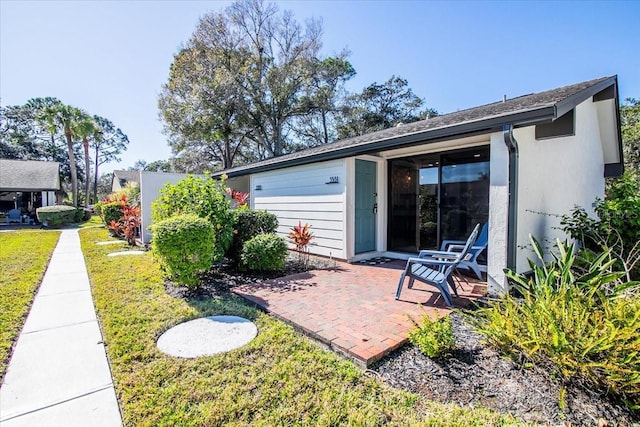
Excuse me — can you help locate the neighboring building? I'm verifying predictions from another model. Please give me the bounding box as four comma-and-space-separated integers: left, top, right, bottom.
213, 76, 623, 295
0, 159, 61, 212
111, 170, 141, 192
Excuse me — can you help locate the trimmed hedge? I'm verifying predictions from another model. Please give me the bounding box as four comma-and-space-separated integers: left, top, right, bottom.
241, 233, 288, 272
227, 210, 278, 265
151, 214, 216, 289
36, 205, 78, 226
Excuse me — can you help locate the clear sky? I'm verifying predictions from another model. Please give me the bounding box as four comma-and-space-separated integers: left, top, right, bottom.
2, 0, 639, 173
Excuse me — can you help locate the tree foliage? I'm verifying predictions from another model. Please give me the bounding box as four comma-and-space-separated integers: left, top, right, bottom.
620, 98, 640, 178
337, 75, 437, 139
159, 0, 357, 169
0, 99, 128, 205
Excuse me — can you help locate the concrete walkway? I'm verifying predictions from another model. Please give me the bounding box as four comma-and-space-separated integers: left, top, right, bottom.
0, 229, 122, 426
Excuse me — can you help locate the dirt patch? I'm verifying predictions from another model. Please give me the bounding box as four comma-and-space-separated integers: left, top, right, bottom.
371, 312, 637, 426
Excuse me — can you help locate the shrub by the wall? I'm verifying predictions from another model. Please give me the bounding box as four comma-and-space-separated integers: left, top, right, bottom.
36, 205, 78, 227
241, 233, 287, 272
151, 214, 215, 289
227, 210, 278, 265
152, 174, 234, 261
100, 202, 125, 226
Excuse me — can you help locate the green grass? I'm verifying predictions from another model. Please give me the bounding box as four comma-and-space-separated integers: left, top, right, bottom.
78, 214, 105, 228
80, 227, 522, 426
0, 229, 60, 380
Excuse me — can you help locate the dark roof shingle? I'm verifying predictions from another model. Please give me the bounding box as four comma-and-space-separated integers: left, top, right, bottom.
0, 159, 61, 191
218, 76, 617, 177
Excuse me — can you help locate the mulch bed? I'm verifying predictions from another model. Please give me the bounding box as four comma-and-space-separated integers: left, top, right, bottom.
371, 312, 637, 426
165, 257, 638, 426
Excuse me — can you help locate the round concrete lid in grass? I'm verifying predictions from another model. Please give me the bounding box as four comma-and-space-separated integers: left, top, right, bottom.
157, 316, 258, 358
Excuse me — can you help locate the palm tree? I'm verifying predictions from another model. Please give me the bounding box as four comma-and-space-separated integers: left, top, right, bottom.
75, 113, 98, 205
39, 102, 82, 207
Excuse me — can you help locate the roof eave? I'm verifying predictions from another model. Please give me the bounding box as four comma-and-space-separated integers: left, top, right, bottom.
554, 75, 618, 119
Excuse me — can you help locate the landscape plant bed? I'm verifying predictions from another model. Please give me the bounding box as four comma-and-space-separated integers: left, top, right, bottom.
165, 252, 639, 425
372, 312, 638, 426
0, 229, 60, 382
80, 228, 516, 425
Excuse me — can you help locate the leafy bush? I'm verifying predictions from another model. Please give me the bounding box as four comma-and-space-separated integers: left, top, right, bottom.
226, 210, 278, 266
100, 201, 125, 227
241, 233, 287, 272
470, 237, 640, 410
562, 172, 640, 281
108, 205, 141, 245
36, 205, 78, 226
408, 313, 455, 358
152, 174, 234, 260
151, 214, 216, 289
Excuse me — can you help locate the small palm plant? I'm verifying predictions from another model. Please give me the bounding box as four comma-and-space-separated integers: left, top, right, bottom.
289, 221, 314, 266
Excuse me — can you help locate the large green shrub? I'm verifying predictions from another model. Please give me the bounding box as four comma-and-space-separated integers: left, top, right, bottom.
241, 233, 288, 272
226, 210, 278, 265
36, 205, 78, 226
470, 237, 640, 410
408, 313, 455, 358
152, 174, 234, 260
151, 214, 216, 289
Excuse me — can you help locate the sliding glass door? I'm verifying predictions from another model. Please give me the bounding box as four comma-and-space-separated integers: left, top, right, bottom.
388, 147, 489, 252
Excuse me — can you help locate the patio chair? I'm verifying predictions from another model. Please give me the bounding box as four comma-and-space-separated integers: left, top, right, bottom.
395, 224, 480, 307
440, 222, 488, 280
6, 209, 21, 224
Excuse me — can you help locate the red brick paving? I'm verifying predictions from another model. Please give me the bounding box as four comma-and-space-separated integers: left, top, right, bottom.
233, 260, 486, 367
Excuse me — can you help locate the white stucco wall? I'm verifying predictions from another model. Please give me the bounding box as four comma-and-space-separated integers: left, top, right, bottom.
515, 98, 605, 272
139, 172, 191, 243
488, 132, 510, 295
251, 159, 347, 259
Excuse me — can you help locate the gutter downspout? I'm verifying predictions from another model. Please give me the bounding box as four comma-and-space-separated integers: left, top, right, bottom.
503, 124, 519, 272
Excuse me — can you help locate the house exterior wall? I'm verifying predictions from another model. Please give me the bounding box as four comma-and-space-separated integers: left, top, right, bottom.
139, 172, 190, 244
514, 98, 605, 272
250, 159, 347, 259
488, 132, 510, 295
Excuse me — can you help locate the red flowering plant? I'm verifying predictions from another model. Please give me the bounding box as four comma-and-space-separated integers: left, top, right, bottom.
289, 221, 314, 265
107, 205, 141, 246
226, 188, 249, 208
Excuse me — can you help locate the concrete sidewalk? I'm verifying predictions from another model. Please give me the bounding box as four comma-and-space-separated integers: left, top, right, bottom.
0, 229, 122, 426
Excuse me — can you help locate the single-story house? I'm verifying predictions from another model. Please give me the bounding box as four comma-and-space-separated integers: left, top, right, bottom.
0, 159, 61, 213
111, 170, 141, 192
213, 76, 623, 295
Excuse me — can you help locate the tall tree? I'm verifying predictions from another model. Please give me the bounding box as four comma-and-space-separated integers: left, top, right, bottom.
75, 113, 99, 205
159, 0, 340, 168
337, 76, 437, 139
91, 115, 129, 202
37, 101, 83, 207
159, 46, 249, 169
294, 54, 356, 146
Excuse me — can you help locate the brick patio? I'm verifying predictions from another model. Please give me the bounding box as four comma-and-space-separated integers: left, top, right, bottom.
233, 259, 486, 367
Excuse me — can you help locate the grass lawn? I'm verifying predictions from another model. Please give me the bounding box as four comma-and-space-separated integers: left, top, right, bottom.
78, 214, 105, 228
79, 227, 521, 426
0, 229, 60, 380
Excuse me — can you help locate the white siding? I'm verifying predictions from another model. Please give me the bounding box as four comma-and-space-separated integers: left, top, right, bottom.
515, 98, 605, 272
251, 159, 346, 259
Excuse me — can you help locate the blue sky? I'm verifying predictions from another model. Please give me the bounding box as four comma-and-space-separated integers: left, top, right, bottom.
1, 0, 639, 173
